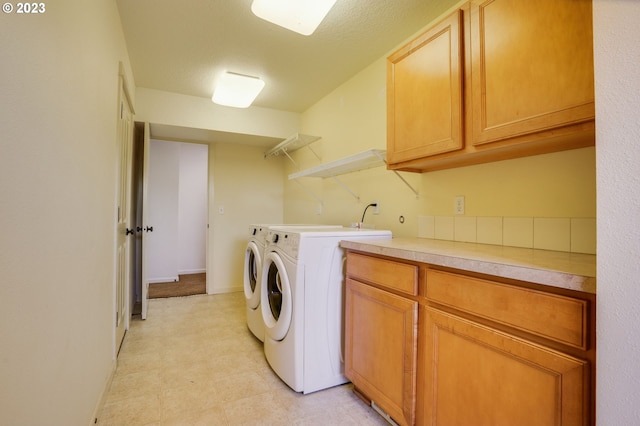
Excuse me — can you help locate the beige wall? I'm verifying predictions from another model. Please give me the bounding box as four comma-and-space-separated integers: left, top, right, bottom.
209, 143, 285, 294
0, 1, 135, 424
420, 147, 596, 218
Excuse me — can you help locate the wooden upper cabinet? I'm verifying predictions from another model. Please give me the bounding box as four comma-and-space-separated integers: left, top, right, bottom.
386, 0, 595, 172
469, 0, 595, 145
387, 10, 463, 165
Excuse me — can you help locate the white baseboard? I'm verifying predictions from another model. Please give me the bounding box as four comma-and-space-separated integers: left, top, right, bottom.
90, 359, 116, 425
210, 284, 242, 295
178, 268, 206, 275
148, 271, 204, 283
148, 276, 179, 284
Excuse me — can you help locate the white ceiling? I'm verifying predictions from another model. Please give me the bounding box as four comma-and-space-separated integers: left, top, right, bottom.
116, 0, 457, 144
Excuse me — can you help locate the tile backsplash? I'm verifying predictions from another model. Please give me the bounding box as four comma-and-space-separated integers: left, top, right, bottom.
418, 216, 596, 254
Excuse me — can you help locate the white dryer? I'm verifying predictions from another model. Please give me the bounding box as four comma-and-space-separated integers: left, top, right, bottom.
244, 225, 270, 342
260, 226, 392, 393
244, 224, 341, 342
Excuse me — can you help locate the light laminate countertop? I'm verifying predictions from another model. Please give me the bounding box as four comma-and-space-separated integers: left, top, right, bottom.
340, 238, 596, 294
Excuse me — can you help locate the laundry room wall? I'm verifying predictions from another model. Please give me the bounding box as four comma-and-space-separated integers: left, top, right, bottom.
148, 140, 179, 281
209, 143, 284, 294
178, 143, 208, 274
0, 1, 136, 424
147, 140, 208, 282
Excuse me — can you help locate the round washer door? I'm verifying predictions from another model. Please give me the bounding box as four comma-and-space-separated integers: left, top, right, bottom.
244, 241, 262, 308
261, 251, 292, 341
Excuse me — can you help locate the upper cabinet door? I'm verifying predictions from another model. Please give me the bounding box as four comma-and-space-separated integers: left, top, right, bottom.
387, 10, 464, 165
469, 0, 595, 146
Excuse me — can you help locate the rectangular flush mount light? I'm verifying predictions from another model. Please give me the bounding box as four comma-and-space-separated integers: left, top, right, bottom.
251, 0, 337, 36
212, 72, 265, 108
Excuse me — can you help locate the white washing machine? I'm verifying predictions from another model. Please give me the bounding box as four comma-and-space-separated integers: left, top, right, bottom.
244, 224, 341, 342
244, 225, 270, 342
260, 226, 392, 394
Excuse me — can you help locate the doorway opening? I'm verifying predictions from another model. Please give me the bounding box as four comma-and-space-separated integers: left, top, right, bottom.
131, 124, 209, 316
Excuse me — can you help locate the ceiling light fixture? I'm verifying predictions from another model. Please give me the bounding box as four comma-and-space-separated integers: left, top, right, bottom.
251, 0, 337, 36
212, 72, 265, 108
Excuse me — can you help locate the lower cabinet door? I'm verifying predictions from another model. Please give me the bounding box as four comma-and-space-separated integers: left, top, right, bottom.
345, 278, 418, 426
419, 307, 590, 426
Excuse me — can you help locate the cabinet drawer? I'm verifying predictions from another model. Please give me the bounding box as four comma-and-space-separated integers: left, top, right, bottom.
426, 269, 588, 350
347, 252, 418, 296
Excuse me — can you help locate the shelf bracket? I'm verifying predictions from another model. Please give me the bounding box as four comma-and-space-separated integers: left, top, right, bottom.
279, 143, 322, 170
292, 179, 323, 204
391, 169, 419, 199
281, 149, 299, 169
370, 150, 419, 199
306, 144, 322, 161
331, 176, 360, 201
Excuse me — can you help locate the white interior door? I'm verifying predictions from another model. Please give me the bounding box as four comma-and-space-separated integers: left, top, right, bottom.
141, 122, 151, 319
115, 77, 134, 351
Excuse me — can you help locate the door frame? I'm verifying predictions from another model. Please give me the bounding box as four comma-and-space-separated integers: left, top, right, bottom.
138, 133, 214, 310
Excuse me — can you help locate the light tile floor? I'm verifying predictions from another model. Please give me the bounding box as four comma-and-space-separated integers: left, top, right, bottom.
98, 292, 389, 426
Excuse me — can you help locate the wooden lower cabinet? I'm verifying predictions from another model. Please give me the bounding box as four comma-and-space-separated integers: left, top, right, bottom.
417, 307, 590, 426
344, 278, 418, 426
344, 251, 594, 425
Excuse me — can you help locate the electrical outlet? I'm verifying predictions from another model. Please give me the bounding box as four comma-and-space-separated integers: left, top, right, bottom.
454, 196, 465, 215
373, 200, 380, 214
316, 203, 323, 215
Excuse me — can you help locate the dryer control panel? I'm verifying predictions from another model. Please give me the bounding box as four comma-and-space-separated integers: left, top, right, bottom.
267, 230, 300, 258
